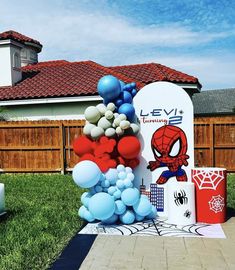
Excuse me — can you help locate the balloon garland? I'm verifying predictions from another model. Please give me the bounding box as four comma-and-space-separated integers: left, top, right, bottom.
72, 75, 157, 224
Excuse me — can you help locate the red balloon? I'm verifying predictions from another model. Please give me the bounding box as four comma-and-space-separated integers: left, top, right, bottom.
73, 136, 93, 156
80, 153, 95, 161
107, 159, 117, 168
126, 158, 140, 169
117, 136, 141, 159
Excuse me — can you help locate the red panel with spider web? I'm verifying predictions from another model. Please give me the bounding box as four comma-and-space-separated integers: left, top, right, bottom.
192, 168, 226, 224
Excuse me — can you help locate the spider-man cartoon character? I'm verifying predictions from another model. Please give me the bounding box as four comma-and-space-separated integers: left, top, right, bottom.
147, 125, 189, 184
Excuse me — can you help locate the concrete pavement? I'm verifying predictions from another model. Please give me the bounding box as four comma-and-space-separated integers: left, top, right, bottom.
80, 217, 235, 270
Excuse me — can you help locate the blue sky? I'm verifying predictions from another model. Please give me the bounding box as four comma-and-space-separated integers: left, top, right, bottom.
1, 0, 235, 90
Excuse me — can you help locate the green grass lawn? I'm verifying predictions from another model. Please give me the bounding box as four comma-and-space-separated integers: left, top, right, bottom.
0, 174, 84, 270
0, 173, 235, 270
227, 173, 235, 212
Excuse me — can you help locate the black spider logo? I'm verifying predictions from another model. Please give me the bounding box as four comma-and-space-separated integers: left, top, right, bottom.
174, 190, 188, 206
184, 209, 191, 218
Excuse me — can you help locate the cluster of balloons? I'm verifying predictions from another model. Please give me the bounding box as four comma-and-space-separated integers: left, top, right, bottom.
72, 75, 156, 225
97, 75, 136, 121
83, 102, 139, 140
73, 161, 157, 224
73, 135, 141, 172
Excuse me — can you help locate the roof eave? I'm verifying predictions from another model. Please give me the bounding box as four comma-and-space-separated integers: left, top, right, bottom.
0, 95, 103, 106
176, 82, 201, 93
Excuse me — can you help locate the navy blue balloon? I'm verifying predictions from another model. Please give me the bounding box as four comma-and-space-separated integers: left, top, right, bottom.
131, 82, 136, 89
97, 75, 121, 102
122, 91, 133, 104
131, 89, 137, 97
118, 103, 135, 121
125, 84, 132, 92
115, 99, 123, 107
119, 80, 125, 91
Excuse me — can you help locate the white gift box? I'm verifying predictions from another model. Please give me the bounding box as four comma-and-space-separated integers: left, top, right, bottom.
167, 182, 196, 225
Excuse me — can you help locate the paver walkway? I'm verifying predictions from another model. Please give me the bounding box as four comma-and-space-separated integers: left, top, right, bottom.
80, 217, 235, 270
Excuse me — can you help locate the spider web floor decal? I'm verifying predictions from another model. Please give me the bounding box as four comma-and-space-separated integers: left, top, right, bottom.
78, 217, 226, 238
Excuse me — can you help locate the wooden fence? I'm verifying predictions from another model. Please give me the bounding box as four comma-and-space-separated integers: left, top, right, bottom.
0, 117, 234, 173
0, 120, 85, 174
194, 116, 235, 172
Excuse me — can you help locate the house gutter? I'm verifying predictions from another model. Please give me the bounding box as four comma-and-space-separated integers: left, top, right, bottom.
0, 95, 103, 106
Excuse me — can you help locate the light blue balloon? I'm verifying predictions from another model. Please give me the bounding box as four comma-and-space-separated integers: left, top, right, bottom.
102, 214, 118, 224
103, 187, 109, 193
88, 192, 115, 220
81, 192, 92, 208
97, 75, 121, 102
133, 197, 152, 217
72, 160, 101, 188
146, 205, 157, 220
121, 188, 140, 206
95, 185, 103, 193
113, 189, 122, 200
83, 209, 95, 222
89, 187, 96, 195
118, 171, 126, 180
99, 173, 106, 182
124, 178, 133, 188
108, 186, 117, 195
118, 103, 135, 121
120, 210, 135, 224
115, 200, 126, 215
127, 173, 134, 181
78, 205, 87, 219
101, 180, 110, 188
135, 213, 145, 222
105, 168, 118, 185
116, 180, 125, 189
125, 167, 132, 173
117, 164, 125, 172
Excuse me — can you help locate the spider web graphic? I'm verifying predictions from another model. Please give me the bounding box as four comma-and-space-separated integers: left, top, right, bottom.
192, 170, 225, 190
209, 195, 225, 213
79, 218, 212, 238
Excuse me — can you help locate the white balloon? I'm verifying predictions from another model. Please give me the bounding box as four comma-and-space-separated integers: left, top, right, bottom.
105, 128, 116, 137
120, 120, 130, 130
107, 102, 116, 112
98, 117, 112, 130
84, 106, 101, 123
119, 114, 127, 121
105, 110, 114, 120
83, 123, 96, 135
114, 118, 121, 126
91, 126, 104, 139
130, 123, 140, 134
116, 126, 124, 136
96, 104, 107, 115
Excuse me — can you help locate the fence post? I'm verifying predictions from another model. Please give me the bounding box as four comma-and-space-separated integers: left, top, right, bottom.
209, 123, 215, 167
59, 123, 65, 175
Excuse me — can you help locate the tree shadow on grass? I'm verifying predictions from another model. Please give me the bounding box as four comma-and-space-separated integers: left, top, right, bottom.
0, 209, 24, 223
226, 206, 235, 221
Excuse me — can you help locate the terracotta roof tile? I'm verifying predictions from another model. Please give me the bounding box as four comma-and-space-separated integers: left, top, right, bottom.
0, 60, 200, 101
109, 63, 201, 86
0, 30, 42, 47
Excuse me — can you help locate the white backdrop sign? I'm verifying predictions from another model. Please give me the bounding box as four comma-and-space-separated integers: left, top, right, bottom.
133, 82, 194, 216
